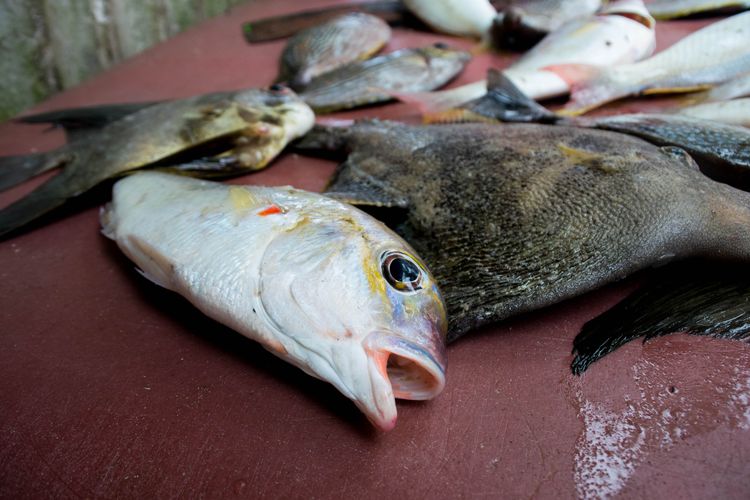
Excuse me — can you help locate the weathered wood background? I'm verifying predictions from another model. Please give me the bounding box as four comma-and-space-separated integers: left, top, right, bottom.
0, 0, 249, 121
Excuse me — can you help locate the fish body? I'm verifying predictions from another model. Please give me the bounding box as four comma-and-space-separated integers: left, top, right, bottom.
677, 98, 750, 126
687, 70, 750, 103
0, 88, 314, 238
277, 13, 391, 90
563, 11, 750, 114
300, 45, 470, 113
102, 172, 448, 431
647, 0, 750, 20
589, 113, 750, 189
400, 0, 655, 114
404, 0, 497, 38
491, 0, 602, 49
297, 121, 750, 339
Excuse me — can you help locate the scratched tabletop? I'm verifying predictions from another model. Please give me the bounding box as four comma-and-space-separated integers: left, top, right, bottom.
1, 1, 749, 498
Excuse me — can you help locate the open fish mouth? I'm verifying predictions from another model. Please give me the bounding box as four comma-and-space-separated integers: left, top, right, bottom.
354, 331, 446, 431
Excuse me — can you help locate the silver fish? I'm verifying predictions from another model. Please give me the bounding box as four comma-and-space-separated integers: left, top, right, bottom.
101, 172, 448, 431
678, 98, 750, 126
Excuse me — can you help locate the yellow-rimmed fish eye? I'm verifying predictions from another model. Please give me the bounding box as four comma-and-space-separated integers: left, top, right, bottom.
381, 251, 424, 292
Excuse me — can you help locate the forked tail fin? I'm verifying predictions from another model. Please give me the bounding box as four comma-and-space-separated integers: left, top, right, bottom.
0, 151, 68, 192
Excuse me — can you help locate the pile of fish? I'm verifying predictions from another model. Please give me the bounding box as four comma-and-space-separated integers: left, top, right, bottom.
2, 0, 750, 430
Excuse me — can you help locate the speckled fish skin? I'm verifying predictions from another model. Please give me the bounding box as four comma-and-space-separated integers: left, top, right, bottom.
404, 0, 497, 38
298, 121, 750, 340
300, 45, 471, 113
276, 13, 391, 90
102, 172, 448, 431
563, 11, 750, 115
491, 0, 602, 49
0, 88, 315, 238
589, 113, 750, 190
678, 98, 750, 126
647, 0, 750, 20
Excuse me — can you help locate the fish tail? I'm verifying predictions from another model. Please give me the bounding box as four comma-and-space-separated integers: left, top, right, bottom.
0, 151, 67, 192
0, 172, 77, 238
544, 64, 629, 116
571, 263, 750, 375
393, 82, 487, 115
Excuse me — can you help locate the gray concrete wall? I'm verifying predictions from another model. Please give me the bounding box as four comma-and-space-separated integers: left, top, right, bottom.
0, 0, 248, 121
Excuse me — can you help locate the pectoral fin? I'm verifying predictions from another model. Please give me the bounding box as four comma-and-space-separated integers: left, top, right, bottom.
324, 156, 409, 208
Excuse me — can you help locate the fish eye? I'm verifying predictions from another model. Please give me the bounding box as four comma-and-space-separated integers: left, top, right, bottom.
433, 42, 449, 49
381, 251, 424, 292
269, 83, 287, 92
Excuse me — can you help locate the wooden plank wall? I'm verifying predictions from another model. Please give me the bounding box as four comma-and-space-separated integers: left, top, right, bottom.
0, 0, 249, 121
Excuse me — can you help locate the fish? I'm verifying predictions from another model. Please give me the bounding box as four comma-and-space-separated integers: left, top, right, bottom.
559, 11, 750, 115
491, 0, 602, 50
276, 13, 391, 90
403, 0, 497, 38
0, 87, 315, 238
299, 44, 470, 113
677, 98, 750, 127
647, 0, 750, 20
398, 0, 655, 115
294, 120, 750, 340
242, 1, 407, 43
571, 261, 750, 374
450, 71, 750, 191
102, 172, 448, 431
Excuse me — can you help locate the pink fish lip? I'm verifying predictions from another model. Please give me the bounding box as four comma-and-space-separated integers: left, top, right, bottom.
365, 330, 447, 402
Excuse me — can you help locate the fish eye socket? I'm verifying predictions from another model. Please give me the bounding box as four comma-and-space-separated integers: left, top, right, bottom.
269, 83, 286, 92
381, 251, 424, 292
433, 42, 449, 49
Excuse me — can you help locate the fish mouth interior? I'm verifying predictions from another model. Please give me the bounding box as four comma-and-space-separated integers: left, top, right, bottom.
369, 333, 446, 401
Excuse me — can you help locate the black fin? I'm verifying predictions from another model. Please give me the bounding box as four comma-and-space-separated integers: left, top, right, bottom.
460, 69, 558, 123
571, 262, 750, 374
0, 151, 69, 192
17, 102, 158, 132
292, 124, 353, 155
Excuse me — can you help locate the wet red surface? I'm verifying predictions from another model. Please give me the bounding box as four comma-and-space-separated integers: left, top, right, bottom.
1, 1, 749, 498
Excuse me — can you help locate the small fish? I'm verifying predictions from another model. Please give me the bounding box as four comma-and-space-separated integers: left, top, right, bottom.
647, 0, 750, 20
300, 44, 470, 113
295, 121, 750, 340
276, 13, 391, 90
677, 98, 750, 127
559, 11, 750, 115
491, 0, 602, 50
403, 0, 497, 38
242, 1, 406, 43
571, 262, 750, 374
102, 172, 448, 431
399, 0, 655, 115
0, 87, 315, 238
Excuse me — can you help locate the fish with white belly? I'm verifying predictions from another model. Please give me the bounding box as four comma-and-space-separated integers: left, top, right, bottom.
101, 172, 448, 431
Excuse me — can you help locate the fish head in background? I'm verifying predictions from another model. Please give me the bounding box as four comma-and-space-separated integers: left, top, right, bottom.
103, 173, 447, 431
226, 85, 316, 169
255, 199, 448, 431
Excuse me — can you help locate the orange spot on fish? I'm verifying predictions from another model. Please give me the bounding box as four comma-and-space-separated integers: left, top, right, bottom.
258, 205, 282, 216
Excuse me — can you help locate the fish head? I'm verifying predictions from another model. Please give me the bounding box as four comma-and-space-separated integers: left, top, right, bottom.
418, 43, 472, 79
256, 196, 447, 430
231, 86, 315, 167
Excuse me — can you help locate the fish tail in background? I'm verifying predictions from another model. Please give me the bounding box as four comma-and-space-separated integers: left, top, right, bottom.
0, 151, 68, 192
0, 171, 85, 238
545, 64, 628, 116
571, 263, 750, 375
17, 102, 157, 131
394, 81, 488, 115
449, 69, 559, 123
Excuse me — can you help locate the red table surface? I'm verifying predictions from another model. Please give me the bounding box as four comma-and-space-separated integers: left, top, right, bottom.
1, 1, 749, 498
